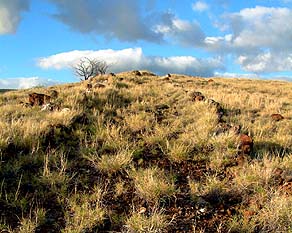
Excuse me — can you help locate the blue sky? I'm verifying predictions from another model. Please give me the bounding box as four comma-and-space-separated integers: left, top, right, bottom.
0, 0, 292, 88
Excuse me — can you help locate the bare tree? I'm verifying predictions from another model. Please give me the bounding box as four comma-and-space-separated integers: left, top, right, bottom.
73, 57, 109, 80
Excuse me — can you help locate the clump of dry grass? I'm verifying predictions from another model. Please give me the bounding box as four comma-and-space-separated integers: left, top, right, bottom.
130, 167, 175, 202
63, 186, 105, 233
125, 206, 169, 232
1, 72, 292, 232
85, 148, 133, 174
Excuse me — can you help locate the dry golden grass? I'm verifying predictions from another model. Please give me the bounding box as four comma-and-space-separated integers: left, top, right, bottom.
1, 72, 292, 232
130, 167, 175, 202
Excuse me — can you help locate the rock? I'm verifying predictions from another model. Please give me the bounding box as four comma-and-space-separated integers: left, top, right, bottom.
190, 91, 205, 101
238, 134, 253, 155
41, 103, 60, 111
138, 207, 147, 214
281, 170, 292, 183
194, 95, 205, 101
208, 79, 214, 83
87, 83, 93, 89
28, 93, 51, 106
213, 123, 241, 136
271, 113, 284, 121
93, 82, 106, 88
61, 108, 70, 113
155, 104, 170, 111
206, 99, 220, 108
133, 70, 142, 76
41, 103, 53, 111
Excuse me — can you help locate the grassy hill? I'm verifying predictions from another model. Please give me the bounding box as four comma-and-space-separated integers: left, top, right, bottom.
0, 71, 292, 232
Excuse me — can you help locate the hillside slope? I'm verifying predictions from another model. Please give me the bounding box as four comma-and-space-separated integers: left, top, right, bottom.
0, 71, 292, 232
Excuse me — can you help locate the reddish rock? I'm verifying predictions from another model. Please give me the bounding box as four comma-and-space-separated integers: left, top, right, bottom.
208, 79, 214, 83
271, 113, 284, 121
190, 91, 205, 102
238, 134, 253, 155
87, 83, 93, 89
28, 93, 51, 106
194, 95, 205, 101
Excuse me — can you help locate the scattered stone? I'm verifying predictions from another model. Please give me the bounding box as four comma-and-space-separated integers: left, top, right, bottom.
93, 82, 106, 88
133, 70, 142, 76
271, 113, 284, 121
41, 103, 60, 111
41, 103, 53, 111
194, 95, 205, 101
155, 104, 170, 111
138, 207, 147, 214
281, 169, 292, 183
238, 134, 253, 155
190, 91, 205, 101
61, 108, 70, 113
213, 123, 241, 136
28, 93, 51, 106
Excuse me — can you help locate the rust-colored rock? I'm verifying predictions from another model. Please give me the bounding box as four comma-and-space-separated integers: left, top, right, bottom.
271, 113, 284, 121
87, 83, 93, 89
194, 95, 205, 101
238, 134, 253, 155
208, 79, 214, 83
28, 93, 51, 106
190, 91, 205, 102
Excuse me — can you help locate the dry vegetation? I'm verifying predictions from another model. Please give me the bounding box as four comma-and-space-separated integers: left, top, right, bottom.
0, 71, 292, 232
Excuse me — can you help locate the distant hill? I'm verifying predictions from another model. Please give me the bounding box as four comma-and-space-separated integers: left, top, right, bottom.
0, 89, 15, 93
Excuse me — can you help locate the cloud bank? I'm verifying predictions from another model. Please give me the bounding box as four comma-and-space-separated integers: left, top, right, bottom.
0, 0, 30, 34
37, 48, 224, 77
205, 6, 292, 73
47, 0, 163, 42
0, 77, 59, 89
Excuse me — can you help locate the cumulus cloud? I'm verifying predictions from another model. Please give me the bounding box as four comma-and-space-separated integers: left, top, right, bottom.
154, 12, 205, 47
204, 6, 292, 73
192, 1, 209, 12
47, 0, 162, 42
37, 48, 224, 77
0, 0, 30, 34
0, 77, 60, 89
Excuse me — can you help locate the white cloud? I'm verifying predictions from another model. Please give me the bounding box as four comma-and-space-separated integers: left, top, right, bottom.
192, 1, 209, 12
154, 13, 205, 47
47, 0, 163, 42
0, 0, 30, 34
0, 77, 59, 89
37, 48, 224, 77
214, 72, 260, 79
203, 6, 292, 73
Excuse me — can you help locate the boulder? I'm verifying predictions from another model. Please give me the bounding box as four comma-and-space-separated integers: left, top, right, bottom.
271, 114, 284, 121
28, 93, 51, 106
190, 91, 205, 102
238, 134, 253, 155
